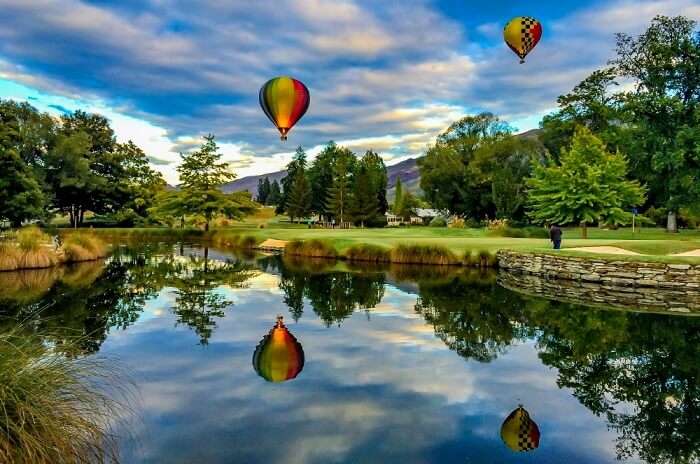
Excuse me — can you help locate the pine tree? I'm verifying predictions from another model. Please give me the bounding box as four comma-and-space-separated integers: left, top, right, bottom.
286, 171, 312, 222
393, 177, 404, 215
268, 180, 282, 206
527, 127, 646, 238
350, 165, 379, 227
262, 177, 271, 204
279, 146, 307, 213
325, 154, 353, 224
256, 178, 267, 204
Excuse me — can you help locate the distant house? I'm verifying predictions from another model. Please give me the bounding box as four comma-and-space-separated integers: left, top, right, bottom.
385, 213, 402, 227
411, 208, 441, 224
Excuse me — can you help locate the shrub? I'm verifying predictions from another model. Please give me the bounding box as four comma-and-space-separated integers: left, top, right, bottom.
285, 239, 338, 259
0, 242, 21, 271
258, 223, 267, 229
239, 235, 259, 249
448, 217, 465, 228
15, 226, 52, 251
344, 244, 390, 262
389, 244, 460, 265
463, 249, 498, 267
429, 216, 447, 227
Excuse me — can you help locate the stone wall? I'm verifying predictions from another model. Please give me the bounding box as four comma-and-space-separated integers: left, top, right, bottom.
498, 270, 700, 314
497, 250, 700, 289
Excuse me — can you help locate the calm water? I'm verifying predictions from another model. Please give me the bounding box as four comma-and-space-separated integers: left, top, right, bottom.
1, 242, 699, 464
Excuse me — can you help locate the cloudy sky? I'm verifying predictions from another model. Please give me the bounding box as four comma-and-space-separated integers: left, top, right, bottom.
0, 0, 699, 183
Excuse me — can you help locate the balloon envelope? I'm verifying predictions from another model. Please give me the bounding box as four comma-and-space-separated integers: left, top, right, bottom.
252, 317, 305, 382
259, 76, 310, 141
503, 17, 542, 63
500, 406, 540, 452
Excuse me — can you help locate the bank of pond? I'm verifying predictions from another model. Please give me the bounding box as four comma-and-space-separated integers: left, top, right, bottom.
0, 240, 699, 463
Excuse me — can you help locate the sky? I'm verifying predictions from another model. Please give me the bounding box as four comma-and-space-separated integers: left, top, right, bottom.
0, 0, 699, 183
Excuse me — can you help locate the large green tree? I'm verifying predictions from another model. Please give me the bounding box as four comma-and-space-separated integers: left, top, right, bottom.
278, 146, 307, 215
612, 15, 700, 232
308, 142, 357, 219
350, 163, 379, 227
176, 135, 250, 231
325, 152, 354, 223
286, 170, 313, 222
527, 127, 646, 237
0, 148, 45, 227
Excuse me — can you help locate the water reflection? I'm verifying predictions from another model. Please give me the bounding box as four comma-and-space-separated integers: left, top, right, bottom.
0, 244, 698, 463
500, 406, 540, 452
253, 316, 305, 382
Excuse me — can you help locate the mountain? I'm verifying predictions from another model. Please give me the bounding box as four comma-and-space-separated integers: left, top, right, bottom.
219, 129, 542, 199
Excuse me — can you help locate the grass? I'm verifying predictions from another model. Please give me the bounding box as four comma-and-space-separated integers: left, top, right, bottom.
344, 244, 390, 263
285, 239, 338, 259
210, 231, 259, 249
60, 233, 108, 263
390, 244, 461, 265
0, 327, 132, 464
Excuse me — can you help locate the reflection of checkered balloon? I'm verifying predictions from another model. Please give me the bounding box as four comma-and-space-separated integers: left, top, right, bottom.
501, 406, 541, 452
503, 16, 543, 63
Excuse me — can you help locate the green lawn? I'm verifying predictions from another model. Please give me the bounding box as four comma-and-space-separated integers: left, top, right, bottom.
83, 221, 700, 263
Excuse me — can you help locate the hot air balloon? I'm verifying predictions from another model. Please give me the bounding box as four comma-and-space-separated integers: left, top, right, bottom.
503, 17, 543, 63
259, 76, 310, 141
500, 405, 540, 452
252, 316, 305, 382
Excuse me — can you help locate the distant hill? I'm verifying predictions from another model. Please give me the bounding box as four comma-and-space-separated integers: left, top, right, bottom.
217, 129, 541, 199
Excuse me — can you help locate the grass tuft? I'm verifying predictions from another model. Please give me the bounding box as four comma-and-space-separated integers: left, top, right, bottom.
0, 328, 133, 464
344, 244, 390, 263
285, 239, 338, 259
389, 244, 460, 265
61, 233, 108, 263
0, 242, 21, 271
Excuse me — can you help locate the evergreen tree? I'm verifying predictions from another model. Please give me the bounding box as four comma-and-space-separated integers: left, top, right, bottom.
261, 177, 271, 204
393, 177, 404, 215
527, 127, 646, 238
286, 171, 312, 222
256, 178, 267, 204
309, 142, 357, 218
350, 165, 379, 227
279, 147, 307, 214
0, 148, 45, 227
268, 180, 282, 206
176, 134, 250, 231
361, 150, 388, 215
325, 154, 353, 223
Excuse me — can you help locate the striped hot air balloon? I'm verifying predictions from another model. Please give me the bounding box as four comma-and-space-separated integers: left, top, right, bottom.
252, 316, 305, 382
500, 406, 541, 452
259, 76, 310, 141
503, 17, 543, 63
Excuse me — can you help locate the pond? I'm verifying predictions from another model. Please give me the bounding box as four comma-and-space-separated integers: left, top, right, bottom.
0, 242, 698, 464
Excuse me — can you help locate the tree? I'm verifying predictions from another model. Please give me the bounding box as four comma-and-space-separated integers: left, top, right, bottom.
325, 152, 353, 223
177, 135, 245, 231
308, 142, 357, 219
286, 170, 312, 222
268, 180, 282, 206
392, 177, 404, 215
0, 148, 45, 227
611, 15, 700, 232
527, 127, 646, 238
278, 147, 307, 214
257, 177, 271, 205
350, 164, 379, 227
419, 113, 512, 218
396, 190, 419, 220
360, 150, 388, 215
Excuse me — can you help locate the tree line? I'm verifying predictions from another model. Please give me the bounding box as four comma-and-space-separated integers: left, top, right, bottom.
418, 15, 700, 233
275, 143, 390, 226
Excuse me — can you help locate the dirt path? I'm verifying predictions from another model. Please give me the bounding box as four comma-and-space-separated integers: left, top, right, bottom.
566, 246, 642, 255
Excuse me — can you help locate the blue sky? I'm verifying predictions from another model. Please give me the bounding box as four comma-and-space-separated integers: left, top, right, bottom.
0, 0, 698, 183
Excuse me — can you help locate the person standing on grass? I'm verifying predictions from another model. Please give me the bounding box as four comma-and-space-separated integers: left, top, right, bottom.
549, 224, 563, 250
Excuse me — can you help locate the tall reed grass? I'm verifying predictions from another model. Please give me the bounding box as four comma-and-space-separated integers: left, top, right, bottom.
210, 232, 259, 249
285, 239, 338, 259
389, 244, 460, 265
463, 249, 499, 268
343, 244, 390, 263
14, 227, 58, 270
61, 233, 108, 263
0, 328, 133, 463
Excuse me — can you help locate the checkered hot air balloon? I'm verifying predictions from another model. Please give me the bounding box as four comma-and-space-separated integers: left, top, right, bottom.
500, 406, 540, 452
252, 316, 305, 383
259, 76, 310, 141
503, 17, 543, 64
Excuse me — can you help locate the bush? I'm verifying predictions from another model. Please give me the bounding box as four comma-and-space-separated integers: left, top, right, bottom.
344, 244, 390, 262
0, 242, 21, 271
285, 239, 338, 259
61, 233, 107, 263
464, 249, 498, 267
389, 244, 460, 265
15, 226, 52, 251
448, 217, 465, 228
429, 216, 447, 227
239, 235, 259, 249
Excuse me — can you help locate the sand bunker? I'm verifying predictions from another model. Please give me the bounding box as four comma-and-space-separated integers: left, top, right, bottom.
671, 249, 700, 257
257, 239, 288, 250
567, 246, 642, 255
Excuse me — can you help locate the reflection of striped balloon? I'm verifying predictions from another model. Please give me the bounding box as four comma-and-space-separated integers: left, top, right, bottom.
503, 17, 542, 63
252, 317, 305, 382
500, 406, 540, 452
259, 76, 310, 141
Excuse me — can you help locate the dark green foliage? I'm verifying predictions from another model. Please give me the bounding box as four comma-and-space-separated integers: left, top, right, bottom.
285, 239, 338, 258
323, 147, 355, 223
286, 170, 313, 221
0, 149, 45, 227
344, 244, 390, 262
